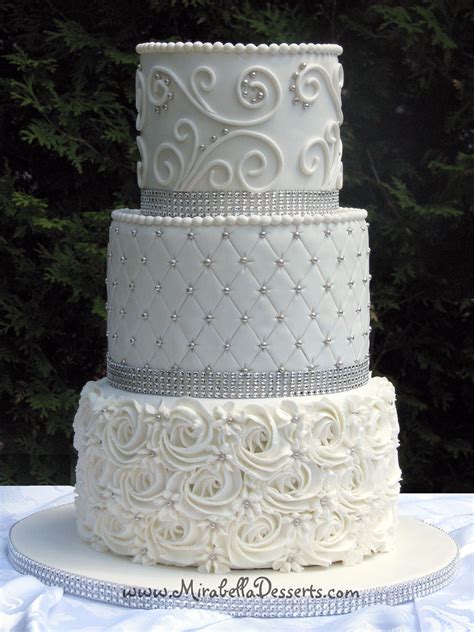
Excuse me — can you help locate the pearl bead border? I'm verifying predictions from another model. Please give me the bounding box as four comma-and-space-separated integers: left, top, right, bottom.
7, 506, 459, 617
136, 42, 343, 57
111, 208, 367, 227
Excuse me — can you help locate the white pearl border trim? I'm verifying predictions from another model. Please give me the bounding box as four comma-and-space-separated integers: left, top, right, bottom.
7, 509, 459, 617
136, 42, 343, 56
111, 208, 367, 227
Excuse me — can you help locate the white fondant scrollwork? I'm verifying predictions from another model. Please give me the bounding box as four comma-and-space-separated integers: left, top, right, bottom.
153, 123, 283, 192
295, 64, 343, 123
299, 121, 342, 188
148, 64, 281, 126
135, 69, 147, 131
136, 136, 147, 188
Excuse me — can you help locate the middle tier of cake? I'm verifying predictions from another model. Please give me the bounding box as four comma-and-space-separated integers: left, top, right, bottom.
106, 208, 370, 394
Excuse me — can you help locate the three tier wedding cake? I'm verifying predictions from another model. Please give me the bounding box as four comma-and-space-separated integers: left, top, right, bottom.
73, 41, 401, 573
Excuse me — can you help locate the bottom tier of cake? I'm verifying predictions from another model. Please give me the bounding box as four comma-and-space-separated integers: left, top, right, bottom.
73, 376, 401, 573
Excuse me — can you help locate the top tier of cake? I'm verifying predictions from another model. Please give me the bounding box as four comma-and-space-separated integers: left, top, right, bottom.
136, 42, 344, 199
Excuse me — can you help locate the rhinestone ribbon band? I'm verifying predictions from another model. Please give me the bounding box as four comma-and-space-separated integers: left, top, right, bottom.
140, 189, 340, 217
107, 357, 370, 399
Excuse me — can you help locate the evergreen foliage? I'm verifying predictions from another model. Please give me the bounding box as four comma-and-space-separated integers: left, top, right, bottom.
0, 0, 472, 489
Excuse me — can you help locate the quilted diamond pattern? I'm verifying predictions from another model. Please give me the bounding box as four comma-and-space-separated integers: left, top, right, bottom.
107, 217, 370, 372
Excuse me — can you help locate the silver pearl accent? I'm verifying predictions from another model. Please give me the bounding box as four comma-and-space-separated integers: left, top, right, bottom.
112, 280, 118, 288
187, 232, 194, 239
155, 229, 162, 237
347, 227, 353, 234
250, 97, 257, 103
223, 287, 230, 295
337, 255, 345, 263
276, 258, 285, 266
249, 71, 256, 78
141, 256, 147, 264
299, 62, 307, 69
186, 286, 193, 294
154, 284, 161, 292
259, 341, 268, 351
199, 144, 206, 151
257, 90, 264, 99
222, 231, 230, 239
162, 103, 168, 111
141, 311, 148, 320
303, 102, 310, 109
356, 307, 362, 313
276, 314, 285, 322
131, 229, 137, 236
292, 71, 300, 79
337, 309, 344, 316
188, 341, 196, 350
348, 280, 355, 288
112, 333, 118, 340
259, 230, 266, 238
120, 255, 127, 263
309, 310, 317, 319
130, 337, 136, 345
164, 78, 170, 85
323, 282, 332, 291
324, 229, 331, 237
363, 277, 368, 284
239, 256, 247, 264
222, 128, 229, 135
293, 97, 300, 104
324, 338, 332, 345
154, 106, 161, 113
310, 256, 319, 264
170, 313, 178, 321
129, 281, 135, 291
156, 338, 163, 348
242, 90, 248, 97
169, 258, 177, 267
223, 342, 231, 351
289, 84, 296, 92
167, 91, 174, 100
295, 339, 303, 348
242, 78, 249, 86
347, 335, 355, 342
205, 314, 213, 323
211, 135, 217, 142
203, 257, 212, 267
294, 284, 303, 293
259, 285, 267, 294
336, 360, 343, 368
119, 309, 126, 318
241, 314, 249, 323
293, 230, 300, 239
356, 251, 362, 258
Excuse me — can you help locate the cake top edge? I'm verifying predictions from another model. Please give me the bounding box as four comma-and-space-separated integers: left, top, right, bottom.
136, 41, 343, 56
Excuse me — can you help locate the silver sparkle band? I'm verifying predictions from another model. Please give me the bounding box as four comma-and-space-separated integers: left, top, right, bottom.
7, 515, 459, 616
106, 357, 370, 399
140, 189, 340, 217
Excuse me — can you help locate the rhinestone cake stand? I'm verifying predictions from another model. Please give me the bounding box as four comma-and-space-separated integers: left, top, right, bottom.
8, 504, 458, 617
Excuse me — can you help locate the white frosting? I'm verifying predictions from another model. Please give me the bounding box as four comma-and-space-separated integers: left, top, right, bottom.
136, 44, 343, 191
74, 377, 400, 572
106, 213, 370, 372
136, 42, 343, 56
111, 207, 367, 226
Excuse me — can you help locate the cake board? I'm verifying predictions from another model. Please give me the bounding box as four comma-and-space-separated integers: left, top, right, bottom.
8, 503, 458, 617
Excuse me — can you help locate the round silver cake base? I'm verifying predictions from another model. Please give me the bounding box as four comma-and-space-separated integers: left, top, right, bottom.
8, 504, 458, 618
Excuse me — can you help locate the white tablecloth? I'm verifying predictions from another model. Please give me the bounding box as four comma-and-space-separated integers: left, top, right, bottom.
0, 488, 472, 631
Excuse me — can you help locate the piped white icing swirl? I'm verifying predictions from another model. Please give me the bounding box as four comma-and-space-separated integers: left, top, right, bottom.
74, 376, 400, 573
